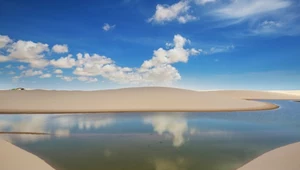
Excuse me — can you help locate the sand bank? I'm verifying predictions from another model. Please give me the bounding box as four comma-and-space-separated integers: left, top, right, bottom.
237, 142, 300, 170
269, 90, 300, 97
207, 90, 300, 100
0, 139, 55, 170
0, 87, 291, 113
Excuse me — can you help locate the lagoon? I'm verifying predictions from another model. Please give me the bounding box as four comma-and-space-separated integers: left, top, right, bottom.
0, 100, 299, 170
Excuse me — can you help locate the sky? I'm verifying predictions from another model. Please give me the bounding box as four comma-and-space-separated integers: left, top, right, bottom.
0, 0, 300, 90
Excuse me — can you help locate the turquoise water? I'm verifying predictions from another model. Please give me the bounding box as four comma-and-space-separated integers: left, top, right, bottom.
0, 100, 299, 170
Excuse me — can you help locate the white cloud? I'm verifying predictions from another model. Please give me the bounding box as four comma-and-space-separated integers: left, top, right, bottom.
214, 0, 291, 19
148, 1, 196, 24
40, 73, 52, 78
177, 14, 197, 24
52, 44, 68, 53
18, 65, 26, 70
61, 76, 73, 82
0, 55, 10, 62
73, 34, 198, 85
8, 40, 49, 68
50, 54, 76, 68
252, 20, 284, 35
54, 69, 63, 74
144, 114, 188, 147
77, 76, 98, 83
208, 45, 234, 54
103, 23, 116, 31
28, 59, 49, 68
141, 34, 197, 67
21, 69, 43, 77
0, 35, 12, 48
0, 34, 201, 86
194, 0, 216, 5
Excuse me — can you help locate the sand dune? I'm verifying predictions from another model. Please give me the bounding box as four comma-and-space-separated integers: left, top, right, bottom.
269, 90, 300, 97
0, 87, 295, 113
208, 90, 300, 100
237, 142, 300, 170
0, 139, 55, 170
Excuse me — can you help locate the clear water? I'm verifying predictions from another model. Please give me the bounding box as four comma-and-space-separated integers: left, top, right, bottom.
0, 100, 300, 170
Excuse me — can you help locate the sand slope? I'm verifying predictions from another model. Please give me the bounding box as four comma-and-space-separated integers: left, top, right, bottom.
0, 139, 54, 170
237, 142, 300, 170
208, 90, 300, 100
0, 87, 286, 113
269, 90, 300, 97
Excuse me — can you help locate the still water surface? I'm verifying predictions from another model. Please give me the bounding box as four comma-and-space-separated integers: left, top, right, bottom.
0, 100, 300, 170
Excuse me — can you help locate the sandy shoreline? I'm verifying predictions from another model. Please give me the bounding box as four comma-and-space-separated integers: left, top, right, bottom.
237, 142, 300, 170
0, 139, 55, 170
1, 87, 300, 113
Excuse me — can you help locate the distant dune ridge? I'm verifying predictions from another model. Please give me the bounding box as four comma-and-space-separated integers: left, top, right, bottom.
1, 87, 300, 113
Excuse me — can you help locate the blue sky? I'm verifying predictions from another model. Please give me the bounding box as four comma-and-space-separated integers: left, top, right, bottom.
0, 0, 300, 90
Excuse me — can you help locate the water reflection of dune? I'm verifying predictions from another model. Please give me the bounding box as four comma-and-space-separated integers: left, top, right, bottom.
144, 114, 188, 147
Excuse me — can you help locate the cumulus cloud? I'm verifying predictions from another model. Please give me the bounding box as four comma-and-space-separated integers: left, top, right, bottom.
61, 76, 74, 82
0, 55, 10, 62
52, 44, 68, 53
148, 1, 196, 24
21, 69, 43, 77
144, 113, 188, 147
54, 69, 63, 74
40, 73, 52, 78
7, 40, 49, 68
73, 34, 198, 85
0, 35, 12, 48
103, 23, 116, 31
18, 65, 26, 70
0, 34, 203, 85
77, 76, 98, 83
50, 54, 76, 68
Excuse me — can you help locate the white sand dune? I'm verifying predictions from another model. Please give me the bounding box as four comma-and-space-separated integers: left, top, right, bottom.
0, 139, 55, 170
1, 87, 296, 113
237, 142, 300, 170
208, 90, 300, 100
269, 90, 300, 97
